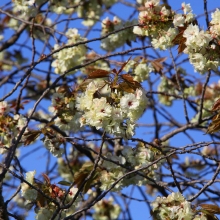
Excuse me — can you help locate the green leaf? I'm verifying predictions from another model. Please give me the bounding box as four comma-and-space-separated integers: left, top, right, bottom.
200, 204, 220, 214
58, 181, 71, 186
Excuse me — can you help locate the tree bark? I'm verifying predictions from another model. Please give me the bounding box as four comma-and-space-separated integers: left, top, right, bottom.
0, 182, 9, 220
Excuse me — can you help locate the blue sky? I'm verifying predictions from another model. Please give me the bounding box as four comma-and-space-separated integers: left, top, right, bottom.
1, 0, 220, 219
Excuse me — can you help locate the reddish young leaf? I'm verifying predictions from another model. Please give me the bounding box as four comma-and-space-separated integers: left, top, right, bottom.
177, 41, 187, 54
112, 68, 118, 75
172, 27, 187, 54
118, 82, 136, 93
206, 113, 220, 134
50, 184, 64, 198
42, 173, 50, 185
120, 73, 134, 82
211, 98, 220, 111
151, 57, 167, 74
3, 14, 11, 24
121, 74, 141, 88
88, 69, 110, 79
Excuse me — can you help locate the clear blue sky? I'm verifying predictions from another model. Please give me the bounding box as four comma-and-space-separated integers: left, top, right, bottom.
1, 0, 220, 219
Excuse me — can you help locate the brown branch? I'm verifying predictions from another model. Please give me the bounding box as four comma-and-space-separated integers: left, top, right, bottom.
0, 21, 27, 52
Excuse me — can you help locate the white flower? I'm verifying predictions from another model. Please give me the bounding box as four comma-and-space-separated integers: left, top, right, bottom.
52, 29, 87, 74
0, 101, 9, 115
160, 6, 170, 16
167, 192, 185, 202
211, 44, 216, 49
151, 192, 195, 220
68, 187, 78, 198
100, 171, 116, 190
21, 170, 37, 201
26, 170, 36, 184
173, 14, 185, 27
21, 188, 38, 201
125, 120, 136, 138
185, 12, 195, 23
133, 26, 144, 36
13, 0, 37, 16
111, 107, 123, 121
101, 17, 136, 51
14, 114, 27, 131
44, 137, 64, 157
66, 28, 79, 38
152, 28, 178, 50
120, 93, 139, 112
76, 93, 93, 112
183, 24, 199, 43
27, 0, 35, 6
189, 53, 207, 73
151, 196, 165, 211
207, 60, 220, 71
210, 8, 220, 25
134, 63, 152, 82
181, 2, 192, 14
92, 97, 112, 118
196, 30, 212, 47
145, 0, 160, 8
183, 24, 211, 52
167, 27, 178, 39
113, 16, 121, 24
210, 9, 220, 37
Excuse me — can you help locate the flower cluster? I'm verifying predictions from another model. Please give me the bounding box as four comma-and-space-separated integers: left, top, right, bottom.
210, 9, 220, 40
12, 0, 38, 17
183, 24, 218, 74
76, 79, 147, 138
42, 130, 65, 158
123, 58, 153, 82
157, 67, 199, 106
77, 0, 117, 26
21, 170, 38, 202
49, 87, 81, 132
133, 0, 178, 50
20, 171, 80, 219
50, 0, 116, 26
51, 28, 87, 74
30, 14, 53, 41
57, 155, 82, 182
99, 143, 162, 191
101, 17, 136, 51
92, 197, 121, 220
0, 105, 29, 153
151, 192, 207, 220
191, 80, 220, 123
9, 1, 54, 41
157, 77, 179, 106
133, 1, 220, 74
49, 0, 74, 14
34, 186, 78, 220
